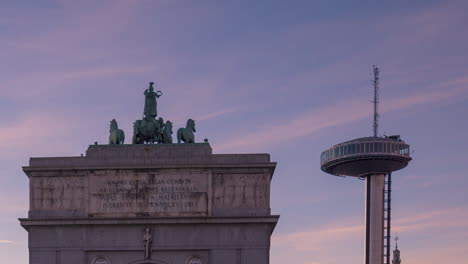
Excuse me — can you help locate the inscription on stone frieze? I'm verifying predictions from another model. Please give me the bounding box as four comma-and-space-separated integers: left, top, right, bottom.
89, 172, 209, 216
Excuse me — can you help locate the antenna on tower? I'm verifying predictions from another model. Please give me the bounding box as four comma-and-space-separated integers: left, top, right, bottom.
372, 65, 380, 137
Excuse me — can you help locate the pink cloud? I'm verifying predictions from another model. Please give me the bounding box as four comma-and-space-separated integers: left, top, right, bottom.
393, 207, 468, 233
60, 65, 155, 80
271, 207, 468, 264
159, 76, 242, 128
9, 0, 140, 56
0, 1, 157, 99
273, 221, 363, 252
0, 190, 28, 215
215, 76, 468, 152
0, 111, 84, 159
383, 76, 468, 112
1, 64, 155, 99
210, 0, 468, 154
405, 243, 468, 264
215, 98, 369, 152
197, 107, 239, 122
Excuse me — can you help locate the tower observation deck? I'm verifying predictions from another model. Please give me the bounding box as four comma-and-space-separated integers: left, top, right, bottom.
321, 136, 411, 177
320, 66, 412, 264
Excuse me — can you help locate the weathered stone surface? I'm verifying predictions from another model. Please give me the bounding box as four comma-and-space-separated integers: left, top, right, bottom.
21, 217, 278, 264
27, 144, 271, 168
24, 144, 275, 218
31, 176, 86, 210
213, 173, 269, 208
20, 144, 279, 264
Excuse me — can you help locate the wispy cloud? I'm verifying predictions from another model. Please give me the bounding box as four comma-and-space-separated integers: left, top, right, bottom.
0, 191, 28, 215
216, 98, 368, 152
197, 107, 239, 122
383, 77, 468, 112
61, 65, 155, 81
2, 64, 155, 99
0, 113, 67, 145
0, 111, 83, 159
5, 0, 140, 56
216, 76, 468, 152
0, 240, 16, 244
0, 0, 150, 99
272, 208, 468, 264
393, 207, 468, 233
272, 217, 362, 252
405, 243, 468, 264
273, 207, 468, 250
0, 201, 27, 215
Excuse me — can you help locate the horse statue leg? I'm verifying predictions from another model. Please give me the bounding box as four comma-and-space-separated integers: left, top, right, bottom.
132, 121, 142, 144
187, 131, 194, 143
118, 129, 125, 144
109, 131, 118, 144
177, 128, 183, 143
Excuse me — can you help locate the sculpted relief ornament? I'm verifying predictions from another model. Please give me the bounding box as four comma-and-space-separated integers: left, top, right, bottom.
92, 256, 111, 264
143, 227, 153, 260
186, 256, 204, 264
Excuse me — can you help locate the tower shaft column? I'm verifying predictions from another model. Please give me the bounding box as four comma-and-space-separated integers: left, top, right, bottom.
365, 174, 385, 264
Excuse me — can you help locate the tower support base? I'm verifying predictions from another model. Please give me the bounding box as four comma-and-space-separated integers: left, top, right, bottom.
365, 174, 385, 264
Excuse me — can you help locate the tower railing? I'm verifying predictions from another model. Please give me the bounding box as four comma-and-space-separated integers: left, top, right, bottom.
320, 140, 411, 165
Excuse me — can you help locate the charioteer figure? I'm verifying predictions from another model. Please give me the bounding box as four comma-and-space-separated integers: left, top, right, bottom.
133, 82, 168, 144
143, 82, 162, 119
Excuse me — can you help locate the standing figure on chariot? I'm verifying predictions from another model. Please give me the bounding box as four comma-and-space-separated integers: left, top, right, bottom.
143, 81, 162, 119
133, 81, 165, 144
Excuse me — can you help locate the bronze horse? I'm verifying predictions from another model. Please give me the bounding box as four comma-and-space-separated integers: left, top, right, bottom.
177, 119, 196, 143
161, 121, 173, 144
109, 119, 125, 144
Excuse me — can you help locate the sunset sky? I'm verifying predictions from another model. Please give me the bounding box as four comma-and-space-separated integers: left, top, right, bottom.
1, 0, 468, 263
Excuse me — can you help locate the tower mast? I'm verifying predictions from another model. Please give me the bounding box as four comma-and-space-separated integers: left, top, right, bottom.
373, 65, 380, 137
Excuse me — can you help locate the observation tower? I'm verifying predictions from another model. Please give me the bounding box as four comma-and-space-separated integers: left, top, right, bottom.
320, 66, 412, 264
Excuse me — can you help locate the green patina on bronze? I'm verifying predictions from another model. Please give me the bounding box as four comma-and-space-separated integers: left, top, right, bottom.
177, 119, 196, 143
132, 117, 160, 144
132, 82, 182, 144
162, 120, 173, 144
143, 82, 162, 119
132, 82, 166, 144
109, 119, 125, 144
106, 81, 199, 145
